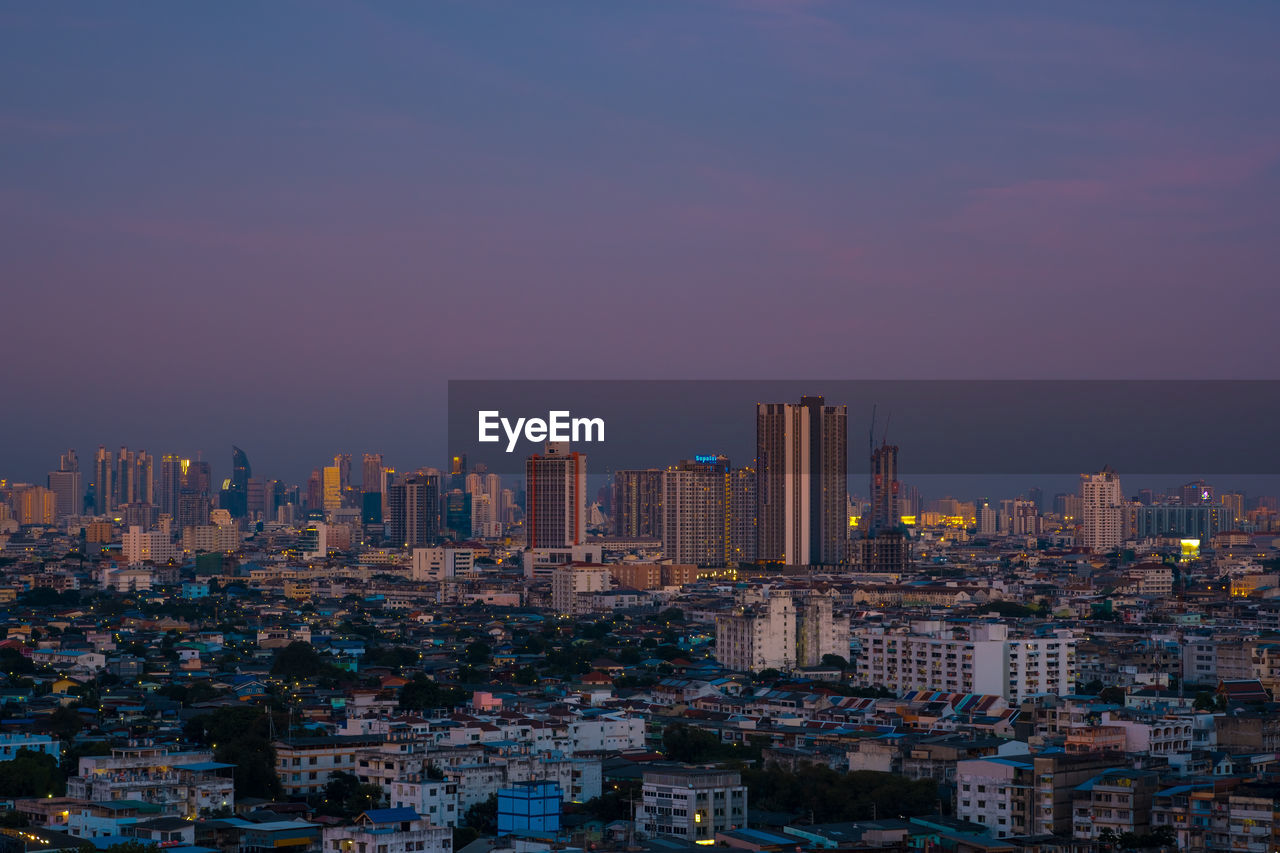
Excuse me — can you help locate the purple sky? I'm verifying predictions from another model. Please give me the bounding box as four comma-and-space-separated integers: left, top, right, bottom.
3, 2, 1280, 485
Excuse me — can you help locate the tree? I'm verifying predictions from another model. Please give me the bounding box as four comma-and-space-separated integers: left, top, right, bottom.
741, 765, 938, 822
271, 641, 326, 680
1083, 679, 1104, 695
320, 771, 385, 817
662, 723, 728, 763
1099, 686, 1126, 705
185, 706, 283, 800
820, 654, 848, 670
1192, 691, 1217, 711
0, 749, 63, 797
399, 675, 466, 711
463, 794, 498, 835
46, 706, 85, 740
465, 641, 491, 664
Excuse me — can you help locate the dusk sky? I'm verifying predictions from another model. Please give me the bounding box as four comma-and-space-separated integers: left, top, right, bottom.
4, 2, 1279, 484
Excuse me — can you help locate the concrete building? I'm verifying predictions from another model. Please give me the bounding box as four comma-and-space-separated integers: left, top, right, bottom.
756, 397, 847, 565
66, 744, 234, 818
853, 621, 1077, 702
551, 564, 612, 616
637, 766, 747, 843
662, 456, 731, 567
1081, 468, 1124, 552
526, 442, 586, 548
716, 590, 847, 672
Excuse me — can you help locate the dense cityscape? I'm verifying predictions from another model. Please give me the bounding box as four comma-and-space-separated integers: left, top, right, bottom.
2, 394, 1280, 853
6, 3, 1279, 853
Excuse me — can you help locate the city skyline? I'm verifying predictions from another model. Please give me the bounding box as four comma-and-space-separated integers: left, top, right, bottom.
4, 3, 1280, 481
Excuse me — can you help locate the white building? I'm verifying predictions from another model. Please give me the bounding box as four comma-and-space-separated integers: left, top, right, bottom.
0, 733, 60, 761
122, 526, 180, 566
637, 766, 747, 843
411, 547, 475, 581
716, 590, 847, 672
853, 621, 1077, 702
955, 755, 1032, 838
1081, 468, 1124, 553
388, 779, 459, 827
551, 564, 611, 616
522, 544, 603, 579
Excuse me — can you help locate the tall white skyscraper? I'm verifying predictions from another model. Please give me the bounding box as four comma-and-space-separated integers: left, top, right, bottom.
525, 442, 586, 548
1081, 468, 1124, 552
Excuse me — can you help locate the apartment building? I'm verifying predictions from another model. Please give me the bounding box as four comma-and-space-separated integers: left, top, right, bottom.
854, 621, 1076, 702
636, 766, 747, 843
322, 809, 450, 853
66, 744, 234, 818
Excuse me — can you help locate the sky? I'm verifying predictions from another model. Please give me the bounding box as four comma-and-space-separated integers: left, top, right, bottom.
3, 2, 1280, 486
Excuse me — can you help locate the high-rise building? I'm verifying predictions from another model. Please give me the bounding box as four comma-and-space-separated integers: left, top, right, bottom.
334, 454, 352, 492
47, 449, 81, 521
322, 465, 342, 512
387, 474, 440, 548
223, 446, 251, 519
177, 459, 212, 530
92, 446, 114, 515
444, 489, 471, 539
1013, 498, 1041, 536
484, 473, 502, 531
525, 442, 586, 548
868, 442, 900, 533
361, 453, 384, 494
756, 396, 848, 565
978, 499, 997, 536
1081, 468, 1124, 552
613, 469, 664, 539
158, 455, 183, 517
729, 466, 757, 564
662, 456, 730, 567
551, 563, 611, 615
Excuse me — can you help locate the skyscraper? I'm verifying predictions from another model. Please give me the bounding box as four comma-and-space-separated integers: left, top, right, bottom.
1081, 468, 1124, 553
322, 465, 342, 512
158, 455, 183, 517
92, 446, 114, 515
662, 456, 731, 566
47, 449, 81, 521
756, 396, 848, 565
223, 446, 251, 519
613, 469, 664, 539
387, 474, 440, 548
868, 443, 899, 533
525, 442, 586, 548
362, 453, 384, 494
334, 454, 352, 492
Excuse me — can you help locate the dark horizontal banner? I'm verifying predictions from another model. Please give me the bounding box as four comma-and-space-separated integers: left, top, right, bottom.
446, 380, 1280, 477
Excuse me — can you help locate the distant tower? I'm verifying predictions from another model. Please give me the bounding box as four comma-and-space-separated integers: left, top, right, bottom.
92, 446, 114, 515
662, 456, 731, 566
756, 396, 847, 565
47, 449, 82, 521
613, 469, 664, 539
526, 443, 586, 548
1081, 468, 1124, 552
868, 442, 900, 533
219, 446, 251, 519
387, 474, 440, 548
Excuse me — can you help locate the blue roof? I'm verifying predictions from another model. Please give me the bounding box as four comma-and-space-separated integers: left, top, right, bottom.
361, 807, 419, 824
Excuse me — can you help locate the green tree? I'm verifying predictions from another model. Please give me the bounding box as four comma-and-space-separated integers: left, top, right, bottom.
320, 771, 385, 817
0, 749, 64, 797
464, 794, 498, 834
185, 706, 283, 799
271, 641, 326, 680
820, 654, 848, 669
465, 641, 492, 664
662, 723, 727, 763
